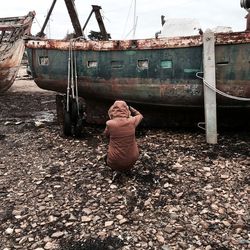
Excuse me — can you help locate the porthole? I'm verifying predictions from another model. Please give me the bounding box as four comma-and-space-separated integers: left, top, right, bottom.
39, 56, 49, 65
137, 59, 148, 69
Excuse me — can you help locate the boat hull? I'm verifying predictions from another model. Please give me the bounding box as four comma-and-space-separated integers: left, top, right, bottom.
0, 11, 35, 93
0, 39, 25, 92
26, 32, 250, 127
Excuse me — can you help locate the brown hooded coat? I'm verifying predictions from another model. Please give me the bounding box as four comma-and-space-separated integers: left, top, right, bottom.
104, 101, 143, 171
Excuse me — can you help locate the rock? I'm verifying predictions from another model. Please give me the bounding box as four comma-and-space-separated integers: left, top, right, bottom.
144, 198, 151, 206
211, 203, 219, 211
5, 228, 14, 234
68, 213, 77, 221
81, 216, 92, 222
104, 221, 114, 227
116, 214, 124, 220
51, 231, 64, 238
1, 90, 249, 250
156, 234, 165, 243
19, 237, 27, 244
108, 197, 119, 203
162, 245, 171, 250
203, 167, 211, 171
222, 220, 231, 227
119, 218, 128, 224
165, 226, 174, 234
48, 215, 58, 222
92, 215, 101, 223
34, 121, 45, 127
221, 174, 230, 179
82, 208, 92, 215
44, 242, 57, 250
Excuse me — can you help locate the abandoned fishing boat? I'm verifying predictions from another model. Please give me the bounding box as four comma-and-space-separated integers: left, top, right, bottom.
0, 11, 35, 93
25, 0, 250, 134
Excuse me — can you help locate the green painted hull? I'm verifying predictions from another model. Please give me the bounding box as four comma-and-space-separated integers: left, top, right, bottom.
25, 32, 250, 127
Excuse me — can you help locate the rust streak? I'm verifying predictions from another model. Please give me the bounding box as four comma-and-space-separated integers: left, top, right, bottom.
25, 31, 250, 51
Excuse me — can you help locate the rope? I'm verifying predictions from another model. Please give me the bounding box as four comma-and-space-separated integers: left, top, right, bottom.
196, 72, 250, 101
66, 40, 71, 112
73, 39, 79, 115
66, 38, 84, 113
197, 122, 206, 131
70, 39, 75, 98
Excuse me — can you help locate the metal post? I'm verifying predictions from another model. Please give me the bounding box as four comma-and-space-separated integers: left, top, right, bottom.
82, 9, 94, 32
92, 5, 110, 40
64, 0, 84, 37
203, 30, 217, 144
37, 0, 57, 37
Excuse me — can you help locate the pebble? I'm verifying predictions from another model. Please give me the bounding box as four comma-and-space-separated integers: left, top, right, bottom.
51, 231, 64, 238
5, 228, 14, 235
105, 221, 114, 227
1, 89, 249, 250
81, 216, 92, 222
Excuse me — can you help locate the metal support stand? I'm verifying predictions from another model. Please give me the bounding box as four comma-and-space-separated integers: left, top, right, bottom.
203, 30, 217, 144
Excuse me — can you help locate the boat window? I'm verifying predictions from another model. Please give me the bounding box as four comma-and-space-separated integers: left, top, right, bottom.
216, 61, 229, 66
137, 60, 149, 69
87, 61, 98, 68
161, 60, 172, 69
39, 56, 49, 66
111, 60, 123, 69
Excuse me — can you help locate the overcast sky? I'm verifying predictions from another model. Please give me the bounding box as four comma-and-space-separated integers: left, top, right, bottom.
0, 0, 248, 39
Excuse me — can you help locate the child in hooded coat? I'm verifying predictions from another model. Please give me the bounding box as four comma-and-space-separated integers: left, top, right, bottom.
104, 100, 143, 171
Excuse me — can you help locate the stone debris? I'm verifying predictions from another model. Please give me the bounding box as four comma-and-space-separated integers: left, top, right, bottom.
0, 79, 249, 249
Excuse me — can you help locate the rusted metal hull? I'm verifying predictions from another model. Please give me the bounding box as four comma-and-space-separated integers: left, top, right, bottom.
25, 31, 250, 127
0, 12, 35, 93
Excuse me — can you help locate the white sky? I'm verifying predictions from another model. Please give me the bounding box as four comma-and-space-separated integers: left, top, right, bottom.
0, 0, 248, 39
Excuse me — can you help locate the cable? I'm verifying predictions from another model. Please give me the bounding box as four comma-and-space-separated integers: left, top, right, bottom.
122, 0, 134, 39
196, 72, 250, 101
73, 39, 79, 115
34, 16, 42, 30
197, 122, 206, 131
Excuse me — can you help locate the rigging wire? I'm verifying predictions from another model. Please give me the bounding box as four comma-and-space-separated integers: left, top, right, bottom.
34, 16, 42, 30
124, 16, 138, 39
122, 0, 134, 39
100, 9, 111, 23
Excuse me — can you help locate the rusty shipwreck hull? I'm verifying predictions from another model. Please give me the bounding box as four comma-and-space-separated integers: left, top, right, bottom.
26, 31, 250, 127
0, 11, 35, 93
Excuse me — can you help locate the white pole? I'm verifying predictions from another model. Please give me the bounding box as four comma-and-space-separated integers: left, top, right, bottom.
203, 30, 218, 144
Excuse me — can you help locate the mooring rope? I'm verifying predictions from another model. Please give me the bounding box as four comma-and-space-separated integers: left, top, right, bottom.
72, 39, 79, 115
66, 40, 72, 112
67, 37, 85, 114
196, 72, 250, 101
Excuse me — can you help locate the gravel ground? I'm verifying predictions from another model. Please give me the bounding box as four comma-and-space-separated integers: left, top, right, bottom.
0, 67, 249, 250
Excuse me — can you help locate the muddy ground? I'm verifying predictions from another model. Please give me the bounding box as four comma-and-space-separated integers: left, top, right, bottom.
0, 67, 249, 250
